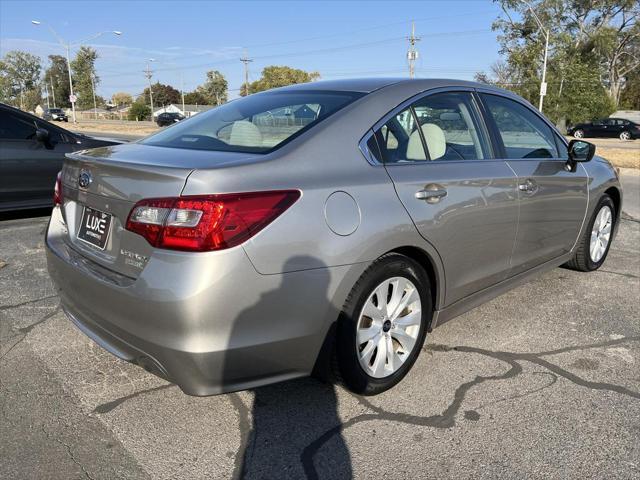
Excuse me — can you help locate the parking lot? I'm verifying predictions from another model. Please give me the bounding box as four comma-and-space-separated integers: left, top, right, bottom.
1, 178, 639, 479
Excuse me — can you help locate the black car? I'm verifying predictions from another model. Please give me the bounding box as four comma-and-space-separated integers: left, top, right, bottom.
0, 103, 120, 211
568, 117, 640, 140
43, 108, 69, 122
156, 111, 185, 127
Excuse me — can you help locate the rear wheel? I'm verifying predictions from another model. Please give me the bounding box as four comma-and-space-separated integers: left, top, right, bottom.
573, 129, 585, 138
334, 253, 431, 395
620, 131, 631, 141
565, 195, 615, 272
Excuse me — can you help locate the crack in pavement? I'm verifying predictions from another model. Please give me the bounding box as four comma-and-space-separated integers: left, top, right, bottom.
0, 305, 61, 363
299, 336, 640, 478
596, 269, 640, 279
0, 294, 58, 311
41, 425, 96, 480
228, 393, 253, 480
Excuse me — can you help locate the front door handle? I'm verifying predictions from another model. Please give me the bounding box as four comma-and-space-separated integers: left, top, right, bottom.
518, 179, 538, 194
415, 184, 448, 204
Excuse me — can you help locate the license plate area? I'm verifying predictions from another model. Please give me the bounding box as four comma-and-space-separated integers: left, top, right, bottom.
77, 206, 112, 250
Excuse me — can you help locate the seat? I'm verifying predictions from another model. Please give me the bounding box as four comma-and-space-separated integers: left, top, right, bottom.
229, 120, 263, 147
407, 123, 447, 161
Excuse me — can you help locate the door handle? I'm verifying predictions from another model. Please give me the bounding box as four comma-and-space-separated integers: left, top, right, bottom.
415, 184, 447, 203
518, 179, 538, 194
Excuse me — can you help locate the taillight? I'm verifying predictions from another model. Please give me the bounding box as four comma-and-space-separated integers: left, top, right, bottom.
126, 190, 301, 252
53, 171, 63, 206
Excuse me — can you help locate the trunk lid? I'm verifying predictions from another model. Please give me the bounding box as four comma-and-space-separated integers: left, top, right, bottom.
60, 143, 261, 278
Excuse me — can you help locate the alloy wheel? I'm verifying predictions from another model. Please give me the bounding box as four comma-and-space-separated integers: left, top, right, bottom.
590, 205, 612, 263
620, 131, 631, 141
573, 130, 584, 138
355, 276, 422, 378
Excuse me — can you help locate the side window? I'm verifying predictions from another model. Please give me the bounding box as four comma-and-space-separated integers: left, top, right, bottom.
555, 135, 569, 160
373, 107, 423, 163
0, 110, 37, 140
482, 94, 558, 159
411, 92, 488, 161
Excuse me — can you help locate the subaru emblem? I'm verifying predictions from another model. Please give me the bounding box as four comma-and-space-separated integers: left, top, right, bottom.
78, 170, 92, 189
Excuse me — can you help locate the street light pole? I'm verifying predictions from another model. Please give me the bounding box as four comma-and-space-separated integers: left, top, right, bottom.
145, 59, 155, 122
31, 21, 121, 123
90, 74, 98, 120
522, 1, 549, 112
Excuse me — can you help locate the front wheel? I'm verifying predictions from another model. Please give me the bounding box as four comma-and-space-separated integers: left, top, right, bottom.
620, 131, 631, 141
573, 129, 585, 139
334, 253, 431, 395
565, 195, 615, 271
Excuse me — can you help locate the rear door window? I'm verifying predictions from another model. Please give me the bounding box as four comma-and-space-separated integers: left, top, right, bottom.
481, 94, 558, 159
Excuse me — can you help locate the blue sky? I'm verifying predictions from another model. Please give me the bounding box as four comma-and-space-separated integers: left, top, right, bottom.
0, 0, 504, 100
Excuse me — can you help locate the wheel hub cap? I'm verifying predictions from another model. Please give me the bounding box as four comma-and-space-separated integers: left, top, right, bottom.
589, 205, 612, 263
355, 276, 422, 378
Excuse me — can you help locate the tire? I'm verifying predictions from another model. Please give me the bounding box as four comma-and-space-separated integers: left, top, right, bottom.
334, 253, 432, 395
565, 195, 615, 272
573, 129, 585, 138
620, 131, 631, 141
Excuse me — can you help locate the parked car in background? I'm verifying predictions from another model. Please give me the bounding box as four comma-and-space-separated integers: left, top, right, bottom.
568, 117, 639, 140
46, 79, 621, 397
0, 102, 120, 211
43, 108, 69, 122
156, 111, 185, 127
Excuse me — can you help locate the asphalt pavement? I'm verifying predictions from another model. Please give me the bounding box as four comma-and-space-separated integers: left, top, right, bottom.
1, 175, 638, 479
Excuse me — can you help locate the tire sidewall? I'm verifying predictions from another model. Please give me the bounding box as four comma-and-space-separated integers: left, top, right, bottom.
583, 196, 615, 270
336, 254, 432, 395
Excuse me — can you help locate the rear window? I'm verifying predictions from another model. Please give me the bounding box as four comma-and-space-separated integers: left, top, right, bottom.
141, 90, 363, 153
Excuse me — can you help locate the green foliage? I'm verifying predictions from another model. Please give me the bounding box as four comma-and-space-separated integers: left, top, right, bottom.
70, 46, 99, 109
44, 55, 71, 108
196, 70, 228, 105
0, 50, 42, 111
143, 82, 180, 107
619, 75, 640, 110
183, 90, 208, 105
128, 99, 151, 121
482, 0, 638, 125
245, 66, 320, 95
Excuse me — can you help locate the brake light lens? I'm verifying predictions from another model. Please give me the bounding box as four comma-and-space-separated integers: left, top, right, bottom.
53, 171, 63, 206
126, 190, 301, 252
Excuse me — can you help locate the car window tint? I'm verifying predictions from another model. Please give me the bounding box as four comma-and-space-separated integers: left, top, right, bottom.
373, 108, 425, 163
0, 110, 37, 140
555, 135, 569, 160
411, 92, 486, 161
141, 91, 363, 153
482, 94, 557, 159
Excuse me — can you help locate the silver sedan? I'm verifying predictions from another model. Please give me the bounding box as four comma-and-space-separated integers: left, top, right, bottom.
46, 78, 622, 396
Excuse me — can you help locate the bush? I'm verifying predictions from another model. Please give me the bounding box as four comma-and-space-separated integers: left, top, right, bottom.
128, 101, 151, 121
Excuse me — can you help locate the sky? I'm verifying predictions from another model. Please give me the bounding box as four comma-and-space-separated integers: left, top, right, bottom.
0, 0, 505, 100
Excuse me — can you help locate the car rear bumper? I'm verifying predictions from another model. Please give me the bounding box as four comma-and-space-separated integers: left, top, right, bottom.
45, 207, 343, 395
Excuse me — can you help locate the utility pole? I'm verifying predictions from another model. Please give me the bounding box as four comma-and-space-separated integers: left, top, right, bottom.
50, 79, 56, 108
180, 72, 185, 116
406, 21, 421, 79
144, 59, 155, 121
240, 54, 253, 96
90, 73, 98, 119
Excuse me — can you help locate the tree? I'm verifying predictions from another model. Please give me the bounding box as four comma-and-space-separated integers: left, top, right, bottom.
143, 82, 180, 107
244, 66, 320, 95
487, 0, 638, 124
619, 74, 640, 109
195, 70, 228, 105
70, 46, 99, 109
183, 90, 209, 105
44, 55, 71, 108
128, 99, 151, 121
0, 50, 42, 110
111, 91, 133, 107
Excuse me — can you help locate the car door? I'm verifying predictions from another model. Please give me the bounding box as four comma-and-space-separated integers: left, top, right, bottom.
479, 93, 588, 274
367, 90, 519, 305
0, 108, 74, 209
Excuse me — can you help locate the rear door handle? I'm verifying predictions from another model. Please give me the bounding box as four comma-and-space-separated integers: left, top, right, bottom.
518, 179, 538, 194
415, 185, 447, 203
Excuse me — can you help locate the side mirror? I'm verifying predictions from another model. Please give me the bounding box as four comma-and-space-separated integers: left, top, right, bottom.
566, 139, 595, 172
35, 128, 50, 143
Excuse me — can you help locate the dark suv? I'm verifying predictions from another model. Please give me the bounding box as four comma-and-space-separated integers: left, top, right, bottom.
43, 108, 69, 122
156, 111, 185, 127
568, 117, 639, 140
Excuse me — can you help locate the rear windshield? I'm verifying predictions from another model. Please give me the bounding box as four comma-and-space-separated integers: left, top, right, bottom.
141, 90, 363, 153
